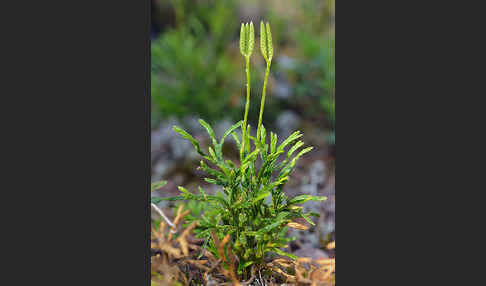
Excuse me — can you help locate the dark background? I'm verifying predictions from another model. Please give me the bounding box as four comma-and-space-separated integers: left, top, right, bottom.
2, 0, 150, 285
1, 0, 484, 285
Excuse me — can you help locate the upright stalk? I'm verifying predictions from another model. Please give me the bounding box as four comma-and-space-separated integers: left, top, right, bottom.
241, 57, 251, 159
239, 22, 254, 160
257, 21, 273, 141
257, 62, 270, 141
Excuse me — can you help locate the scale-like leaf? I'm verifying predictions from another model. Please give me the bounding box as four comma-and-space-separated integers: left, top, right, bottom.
199, 119, 218, 148
151, 180, 167, 192
277, 131, 303, 153
173, 125, 205, 156
288, 194, 327, 205
260, 124, 267, 145
287, 140, 304, 158
221, 120, 243, 145
272, 248, 297, 260
200, 160, 226, 179
151, 196, 184, 204
242, 231, 258, 236
238, 261, 254, 274
279, 146, 314, 177
245, 124, 251, 153
270, 132, 278, 154
257, 212, 289, 234
301, 212, 316, 226
232, 131, 241, 150
242, 148, 260, 165
249, 135, 265, 153
257, 220, 285, 235
208, 146, 218, 162
253, 191, 271, 203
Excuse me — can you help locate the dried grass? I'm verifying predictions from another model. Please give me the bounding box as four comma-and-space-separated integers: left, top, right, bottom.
151, 204, 335, 286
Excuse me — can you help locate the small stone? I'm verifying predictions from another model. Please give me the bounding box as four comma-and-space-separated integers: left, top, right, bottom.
274, 82, 292, 99
276, 110, 301, 139
293, 244, 329, 260
278, 55, 297, 70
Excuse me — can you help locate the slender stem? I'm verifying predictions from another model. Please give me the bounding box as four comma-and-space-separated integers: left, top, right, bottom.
241, 57, 251, 159
151, 203, 177, 233
257, 62, 271, 141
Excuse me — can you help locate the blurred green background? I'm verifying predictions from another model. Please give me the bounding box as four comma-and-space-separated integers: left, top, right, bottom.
151, 0, 334, 140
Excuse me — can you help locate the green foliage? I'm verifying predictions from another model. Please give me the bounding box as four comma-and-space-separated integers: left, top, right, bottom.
293, 30, 335, 144
299, 0, 334, 127
151, 180, 167, 204
151, 180, 167, 192
158, 22, 326, 277
152, 0, 336, 142
293, 31, 335, 124
151, 0, 240, 125
151, 27, 239, 125
174, 200, 211, 233
271, 0, 335, 142
176, 200, 210, 219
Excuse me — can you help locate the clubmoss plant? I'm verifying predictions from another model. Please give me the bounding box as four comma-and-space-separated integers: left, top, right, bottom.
157, 21, 326, 278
